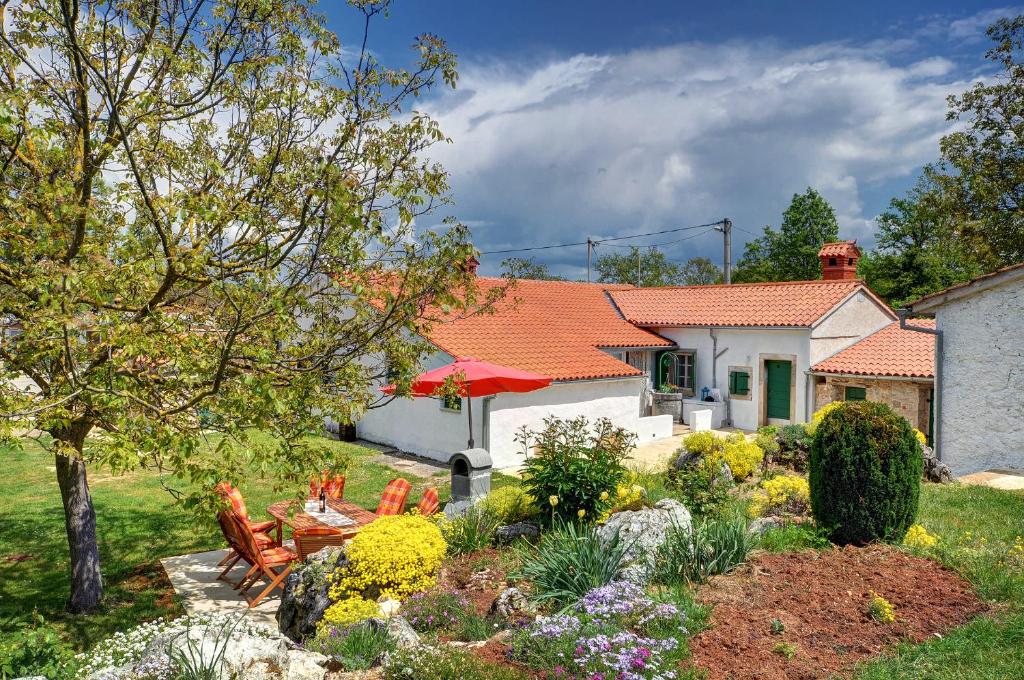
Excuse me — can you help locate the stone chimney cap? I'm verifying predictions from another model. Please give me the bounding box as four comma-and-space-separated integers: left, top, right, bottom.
818, 241, 861, 259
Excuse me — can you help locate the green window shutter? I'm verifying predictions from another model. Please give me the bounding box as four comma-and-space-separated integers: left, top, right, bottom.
729, 370, 750, 396
844, 386, 867, 401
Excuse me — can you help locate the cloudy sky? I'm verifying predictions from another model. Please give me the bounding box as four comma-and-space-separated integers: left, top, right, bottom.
324, 2, 1020, 278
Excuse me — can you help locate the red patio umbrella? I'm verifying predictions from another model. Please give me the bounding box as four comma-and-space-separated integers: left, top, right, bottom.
381, 357, 552, 449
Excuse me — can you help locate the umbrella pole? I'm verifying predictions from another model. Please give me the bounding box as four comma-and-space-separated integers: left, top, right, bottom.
466, 395, 474, 449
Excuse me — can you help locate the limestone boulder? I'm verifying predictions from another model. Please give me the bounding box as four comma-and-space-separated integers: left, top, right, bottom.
596, 498, 692, 583
278, 547, 347, 642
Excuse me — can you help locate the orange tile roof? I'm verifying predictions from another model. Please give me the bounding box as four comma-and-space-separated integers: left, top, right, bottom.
818, 241, 861, 258
812, 320, 935, 378
419, 278, 673, 382
608, 280, 874, 327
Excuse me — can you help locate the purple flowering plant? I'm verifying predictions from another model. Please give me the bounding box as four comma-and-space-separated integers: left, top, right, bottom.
510, 582, 689, 678
402, 590, 472, 633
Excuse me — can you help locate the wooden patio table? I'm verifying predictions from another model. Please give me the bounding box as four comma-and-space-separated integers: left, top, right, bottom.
266, 497, 378, 545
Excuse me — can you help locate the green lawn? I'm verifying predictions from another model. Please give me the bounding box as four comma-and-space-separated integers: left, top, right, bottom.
851, 483, 1024, 678
0, 435, 454, 651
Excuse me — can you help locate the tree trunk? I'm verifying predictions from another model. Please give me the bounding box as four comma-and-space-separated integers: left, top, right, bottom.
54, 429, 103, 614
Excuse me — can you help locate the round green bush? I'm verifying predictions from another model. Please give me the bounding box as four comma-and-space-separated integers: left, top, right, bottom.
808, 401, 922, 545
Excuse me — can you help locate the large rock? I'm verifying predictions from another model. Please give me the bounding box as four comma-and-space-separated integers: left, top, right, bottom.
365, 616, 419, 649
921, 445, 953, 484
495, 522, 540, 544
87, 618, 329, 680
278, 547, 347, 642
489, 586, 535, 621
596, 498, 692, 583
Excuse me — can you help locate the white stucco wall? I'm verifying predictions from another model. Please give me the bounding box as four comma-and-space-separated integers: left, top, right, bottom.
810, 290, 895, 365
356, 367, 673, 469
652, 327, 811, 431
935, 276, 1024, 476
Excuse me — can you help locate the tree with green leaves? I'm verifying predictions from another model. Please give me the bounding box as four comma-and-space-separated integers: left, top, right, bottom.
0, 0, 484, 614
594, 246, 683, 287
680, 256, 722, 285
929, 15, 1024, 268
734, 188, 840, 282
858, 174, 984, 307
499, 256, 563, 281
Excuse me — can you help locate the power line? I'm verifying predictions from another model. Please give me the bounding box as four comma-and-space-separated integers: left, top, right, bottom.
596, 227, 717, 249
478, 220, 725, 255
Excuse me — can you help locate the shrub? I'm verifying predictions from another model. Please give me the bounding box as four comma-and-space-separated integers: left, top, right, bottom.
384, 645, 527, 680
912, 428, 928, 446
329, 514, 447, 602
681, 431, 718, 456
776, 424, 812, 471
670, 458, 731, 516
655, 511, 754, 584
0, 614, 73, 680
807, 401, 845, 435
755, 425, 781, 463
306, 623, 395, 671
597, 481, 647, 522
513, 520, 628, 608
748, 474, 810, 518
402, 591, 472, 632
481, 486, 537, 524
708, 434, 764, 480
809, 401, 922, 545
518, 416, 633, 523
321, 594, 381, 627
437, 504, 500, 556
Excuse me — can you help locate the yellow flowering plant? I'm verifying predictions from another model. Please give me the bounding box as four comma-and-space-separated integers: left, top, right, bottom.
912, 428, 928, 446
481, 486, 537, 524
328, 514, 447, 603
903, 523, 938, 550
320, 594, 381, 628
867, 591, 896, 623
748, 474, 810, 518
708, 435, 764, 481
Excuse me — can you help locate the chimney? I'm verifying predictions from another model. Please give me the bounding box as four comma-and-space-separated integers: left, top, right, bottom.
462, 255, 480, 276
818, 241, 861, 280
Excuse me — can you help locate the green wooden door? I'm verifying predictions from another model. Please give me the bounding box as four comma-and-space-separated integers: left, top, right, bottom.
765, 360, 792, 420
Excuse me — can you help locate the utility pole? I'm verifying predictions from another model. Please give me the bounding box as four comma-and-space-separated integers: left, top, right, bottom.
637, 247, 642, 287
586, 238, 593, 283
715, 218, 733, 284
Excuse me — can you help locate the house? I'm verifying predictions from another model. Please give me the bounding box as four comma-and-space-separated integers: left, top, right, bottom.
608, 272, 895, 430
909, 262, 1024, 476
810, 319, 935, 436
356, 242, 909, 468
355, 278, 678, 468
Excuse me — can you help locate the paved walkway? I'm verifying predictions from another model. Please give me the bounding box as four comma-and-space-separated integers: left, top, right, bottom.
627, 423, 749, 470
959, 469, 1024, 491
160, 549, 281, 628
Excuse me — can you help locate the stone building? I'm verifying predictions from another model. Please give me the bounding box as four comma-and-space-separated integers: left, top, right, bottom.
810, 319, 935, 436
910, 263, 1024, 476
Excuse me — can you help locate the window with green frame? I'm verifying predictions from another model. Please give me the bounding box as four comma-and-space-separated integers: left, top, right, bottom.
844, 386, 867, 401
729, 368, 751, 397
440, 394, 462, 411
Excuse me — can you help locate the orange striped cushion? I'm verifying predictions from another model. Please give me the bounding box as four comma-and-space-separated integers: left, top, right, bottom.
376, 478, 412, 516
260, 546, 297, 565
417, 487, 441, 516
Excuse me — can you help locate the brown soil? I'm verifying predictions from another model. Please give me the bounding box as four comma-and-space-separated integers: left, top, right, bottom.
121, 561, 178, 609
689, 545, 988, 679
438, 548, 508, 616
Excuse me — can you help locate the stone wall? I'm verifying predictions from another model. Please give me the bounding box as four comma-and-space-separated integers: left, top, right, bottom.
814, 375, 933, 433
934, 275, 1024, 475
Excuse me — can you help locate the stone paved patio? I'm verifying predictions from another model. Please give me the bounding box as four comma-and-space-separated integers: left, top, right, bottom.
160, 548, 281, 628
959, 468, 1024, 491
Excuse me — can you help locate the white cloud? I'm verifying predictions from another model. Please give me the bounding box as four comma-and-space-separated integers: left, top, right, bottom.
948, 7, 1020, 39
421, 38, 974, 272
